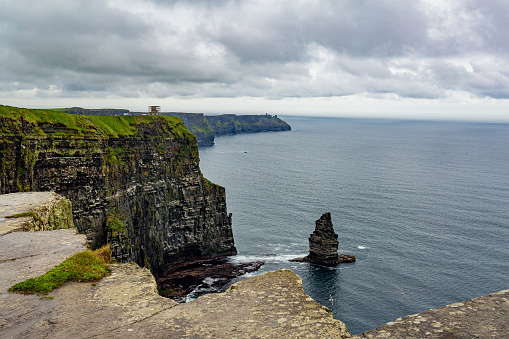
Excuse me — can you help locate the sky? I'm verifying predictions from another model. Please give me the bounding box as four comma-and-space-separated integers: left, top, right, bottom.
1, 0, 509, 122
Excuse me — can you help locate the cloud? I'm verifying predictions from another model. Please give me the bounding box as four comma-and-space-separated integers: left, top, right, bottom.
1, 0, 509, 113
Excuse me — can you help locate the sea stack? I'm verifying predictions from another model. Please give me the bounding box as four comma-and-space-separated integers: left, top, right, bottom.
292, 212, 355, 266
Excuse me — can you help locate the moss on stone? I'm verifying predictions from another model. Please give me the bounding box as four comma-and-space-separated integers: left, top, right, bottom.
203, 177, 219, 190
5, 211, 38, 219
106, 212, 126, 234
46, 196, 74, 230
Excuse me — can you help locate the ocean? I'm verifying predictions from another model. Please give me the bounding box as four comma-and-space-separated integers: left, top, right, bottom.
197, 116, 509, 335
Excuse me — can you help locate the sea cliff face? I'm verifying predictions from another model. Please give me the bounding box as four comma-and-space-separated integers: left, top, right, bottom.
164, 112, 215, 146
0, 105, 236, 274
206, 114, 291, 136
166, 113, 291, 146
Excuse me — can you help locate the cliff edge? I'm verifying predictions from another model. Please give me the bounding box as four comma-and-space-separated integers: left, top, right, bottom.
354, 289, 509, 338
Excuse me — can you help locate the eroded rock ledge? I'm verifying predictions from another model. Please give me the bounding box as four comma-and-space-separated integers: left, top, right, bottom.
0, 192, 74, 236
1, 106, 237, 275
354, 289, 509, 338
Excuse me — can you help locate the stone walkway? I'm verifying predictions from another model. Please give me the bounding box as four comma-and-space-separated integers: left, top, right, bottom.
0, 228, 87, 338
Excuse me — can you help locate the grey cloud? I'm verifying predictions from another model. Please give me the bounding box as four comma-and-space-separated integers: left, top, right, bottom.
1, 0, 509, 102
204, 1, 428, 63
1, 1, 152, 75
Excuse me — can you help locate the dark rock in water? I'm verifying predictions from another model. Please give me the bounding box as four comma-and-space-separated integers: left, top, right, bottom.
309, 212, 339, 262
291, 212, 355, 266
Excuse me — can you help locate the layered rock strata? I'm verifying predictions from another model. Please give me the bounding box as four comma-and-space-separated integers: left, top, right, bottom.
292, 212, 355, 266
0, 106, 237, 274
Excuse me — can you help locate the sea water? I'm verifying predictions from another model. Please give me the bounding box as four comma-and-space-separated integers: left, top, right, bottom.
197, 116, 509, 335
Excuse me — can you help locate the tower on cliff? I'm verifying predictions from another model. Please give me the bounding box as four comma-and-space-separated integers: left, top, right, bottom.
148, 106, 161, 115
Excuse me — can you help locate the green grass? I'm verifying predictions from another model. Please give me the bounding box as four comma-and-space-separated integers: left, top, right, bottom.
5, 211, 42, 225
203, 177, 219, 189
0, 105, 194, 140
8, 245, 112, 295
5, 211, 38, 219
106, 212, 126, 234
191, 125, 214, 135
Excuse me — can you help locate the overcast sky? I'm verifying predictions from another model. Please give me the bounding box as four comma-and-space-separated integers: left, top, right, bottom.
1, 0, 509, 121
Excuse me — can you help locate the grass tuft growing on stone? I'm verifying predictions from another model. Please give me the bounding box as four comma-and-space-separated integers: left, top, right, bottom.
5, 211, 38, 219
8, 245, 112, 295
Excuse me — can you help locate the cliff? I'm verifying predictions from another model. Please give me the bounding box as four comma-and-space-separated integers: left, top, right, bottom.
0, 105, 236, 274
165, 112, 291, 146
58, 108, 291, 146
206, 113, 291, 136
163, 113, 215, 146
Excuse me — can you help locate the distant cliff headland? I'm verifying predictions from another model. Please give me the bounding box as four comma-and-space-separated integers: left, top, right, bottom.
59, 107, 292, 146
0, 105, 236, 277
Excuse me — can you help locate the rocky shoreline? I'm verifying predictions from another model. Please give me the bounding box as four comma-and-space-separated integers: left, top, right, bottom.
156, 257, 264, 302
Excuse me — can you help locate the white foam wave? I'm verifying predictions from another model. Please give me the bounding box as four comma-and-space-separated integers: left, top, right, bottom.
202, 276, 220, 285
228, 254, 306, 263
357, 246, 367, 249
236, 271, 260, 279
184, 276, 226, 303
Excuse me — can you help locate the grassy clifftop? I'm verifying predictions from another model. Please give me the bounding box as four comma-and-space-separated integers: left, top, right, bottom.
0, 105, 194, 140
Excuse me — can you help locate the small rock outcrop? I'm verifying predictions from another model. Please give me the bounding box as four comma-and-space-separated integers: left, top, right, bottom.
0, 192, 74, 236
292, 212, 355, 266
